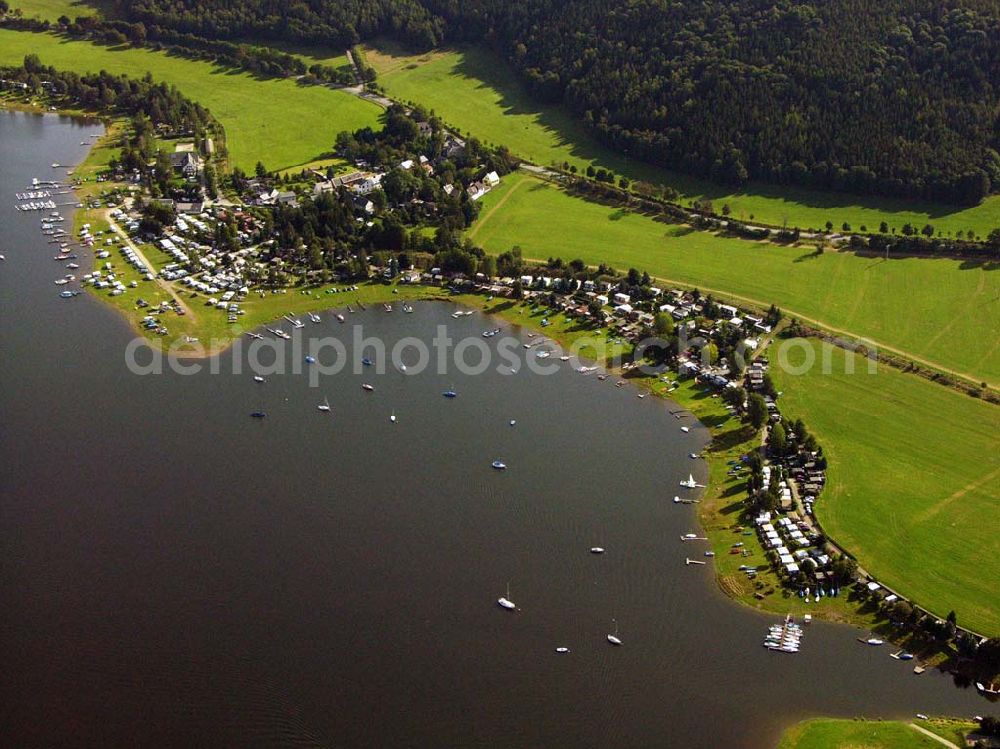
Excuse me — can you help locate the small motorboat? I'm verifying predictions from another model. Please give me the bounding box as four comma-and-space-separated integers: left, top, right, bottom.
689, 453, 699, 459
590, 547, 605, 554
305, 355, 316, 364
607, 620, 623, 646
492, 460, 507, 470
253, 375, 265, 383
362, 357, 373, 367
555, 647, 570, 654
509, 419, 516, 426
336, 314, 345, 323
250, 411, 267, 419
362, 383, 375, 392
863, 636, 884, 646
308, 312, 321, 323
390, 410, 397, 423
317, 397, 331, 412
497, 584, 516, 610
680, 426, 690, 433
442, 390, 457, 398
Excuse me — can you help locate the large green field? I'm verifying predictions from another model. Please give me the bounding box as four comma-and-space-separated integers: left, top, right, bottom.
770, 340, 1000, 634
366, 43, 1000, 238
0, 29, 382, 170
470, 173, 1000, 385
777, 718, 956, 749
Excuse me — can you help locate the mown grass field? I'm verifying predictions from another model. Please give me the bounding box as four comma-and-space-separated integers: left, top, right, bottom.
777, 718, 956, 749
10, 0, 106, 21
771, 339, 1000, 635
0, 28, 382, 171
470, 173, 1000, 384
366, 43, 1000, 237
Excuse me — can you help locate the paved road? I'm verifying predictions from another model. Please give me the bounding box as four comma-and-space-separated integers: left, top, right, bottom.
908, 723, 960, 748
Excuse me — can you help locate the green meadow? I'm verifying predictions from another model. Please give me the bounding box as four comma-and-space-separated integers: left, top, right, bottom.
470, 173, 1000, 385
10, 0, 105, 22
367, 43, 1000, 237
777, 718, 960, 749
0, 28, 382, 170
771, 339, 1000, 634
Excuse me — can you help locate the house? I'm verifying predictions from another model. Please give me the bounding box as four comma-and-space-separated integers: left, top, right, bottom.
416, 121, 433, 137
443, 135, 466, 158
356, 175, 383, 195
352, 195, 375, 214
483, 171, 500, 187
169, 151, 202, 179
718, 303, 738, 319
613, 303, 633, 317
613, 292, 631, 305
400, 159, 414, 170
442, 184, 455, 197
468, 182, 487, 201
175, 201, 205, 214
276, 191, 298, 206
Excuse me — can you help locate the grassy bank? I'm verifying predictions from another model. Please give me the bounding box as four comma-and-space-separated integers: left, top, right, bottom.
777, 717, 977, 749
0, 28, 382, 171
469, 173, 1000, 385
771, 339, 1000, 635
366, 42, 1000, 238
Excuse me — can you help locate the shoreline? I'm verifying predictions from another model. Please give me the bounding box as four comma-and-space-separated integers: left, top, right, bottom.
26, 107, 987, 653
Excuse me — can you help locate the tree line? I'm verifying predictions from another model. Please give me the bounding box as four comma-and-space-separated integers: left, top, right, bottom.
104, 0, 1000, 205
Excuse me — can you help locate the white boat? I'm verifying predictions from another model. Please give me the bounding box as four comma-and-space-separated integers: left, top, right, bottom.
497, 583, 516, 610
54, 278, 69, 285
536, 350, 551, 359
390, 410, 397, 423
362, 383, 374, 392
253, 375, 265, 383
555, 647, 570, 654
680, 426, 690, 433
607, 620, 623, 646
492, 460, 507, 470
308, 312, 321, 323
679, 474, 698, 489
509, 419, 516, 426
336, 314, 345, 323
590, 547, 605, 554
318, 397, 331, 412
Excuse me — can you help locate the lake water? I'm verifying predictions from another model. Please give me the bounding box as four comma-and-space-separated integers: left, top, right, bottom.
0, 110, 985, 747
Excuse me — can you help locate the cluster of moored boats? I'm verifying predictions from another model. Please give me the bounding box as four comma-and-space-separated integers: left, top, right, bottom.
764, 615, 804, 653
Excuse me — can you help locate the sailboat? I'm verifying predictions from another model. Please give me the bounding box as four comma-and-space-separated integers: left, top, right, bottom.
607, 619, 623, 646
390, 410, 397, 423
679, 474, 698, 488
497, 583, 516, 610
317, 396, 331, 412
308, 312, 321, 323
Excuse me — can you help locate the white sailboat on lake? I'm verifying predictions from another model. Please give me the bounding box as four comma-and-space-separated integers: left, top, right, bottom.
497, 583, 516, 610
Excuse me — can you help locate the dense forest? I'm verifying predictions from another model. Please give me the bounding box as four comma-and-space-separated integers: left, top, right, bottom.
112, 0, 1000, 203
